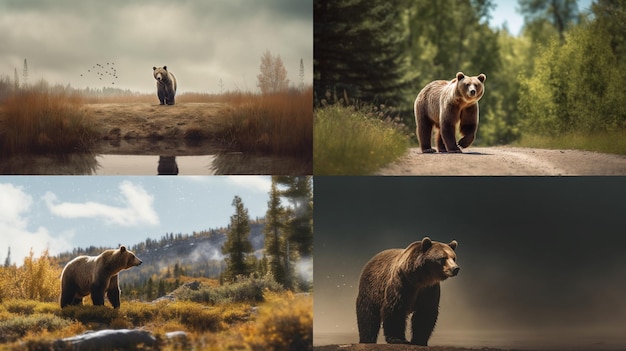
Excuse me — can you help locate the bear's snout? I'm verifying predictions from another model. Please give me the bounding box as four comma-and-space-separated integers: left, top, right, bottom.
469, 89, 477, 96
451, 266, 460, 276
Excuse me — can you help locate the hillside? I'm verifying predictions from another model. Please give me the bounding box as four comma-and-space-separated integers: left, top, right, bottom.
55, 221, 266, 286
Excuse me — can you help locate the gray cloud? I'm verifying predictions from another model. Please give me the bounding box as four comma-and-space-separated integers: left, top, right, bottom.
0, 0, 312, 93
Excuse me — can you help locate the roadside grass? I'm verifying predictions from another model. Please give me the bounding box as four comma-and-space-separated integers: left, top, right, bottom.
0, 89, 101, 157
314, 104, 409, 175
514, 131, 626, 155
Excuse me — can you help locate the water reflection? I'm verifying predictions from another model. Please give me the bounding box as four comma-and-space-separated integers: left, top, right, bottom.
0, 141, 311, 175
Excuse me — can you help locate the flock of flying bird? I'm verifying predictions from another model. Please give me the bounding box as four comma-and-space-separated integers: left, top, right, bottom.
79, 62, 118, 85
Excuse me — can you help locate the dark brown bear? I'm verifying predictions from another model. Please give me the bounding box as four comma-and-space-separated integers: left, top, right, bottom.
60, 246, 142, 308
414, 72, 486, 153
356, 237, 459, 345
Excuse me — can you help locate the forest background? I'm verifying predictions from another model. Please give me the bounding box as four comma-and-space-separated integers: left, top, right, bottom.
314, 0, 626, 147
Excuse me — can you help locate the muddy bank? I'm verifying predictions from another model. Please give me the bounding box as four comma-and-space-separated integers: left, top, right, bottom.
86, 102, 230, 147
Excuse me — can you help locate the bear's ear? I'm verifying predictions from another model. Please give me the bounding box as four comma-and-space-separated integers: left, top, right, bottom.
456, 72, 465, 81
153, 67, 157, 71
448, 240, 458, 250
163, 66, 167, 71
119, 246, 127, 252
477, 74, 486, 82
421, 237, 432, 252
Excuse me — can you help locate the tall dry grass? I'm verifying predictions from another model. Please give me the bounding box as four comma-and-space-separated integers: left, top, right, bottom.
215, 88, 313, 159
0, 89, 100, 156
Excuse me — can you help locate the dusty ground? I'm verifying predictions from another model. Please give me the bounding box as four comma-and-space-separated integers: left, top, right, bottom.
376, 146, 626, 175
86, 102, 229, 143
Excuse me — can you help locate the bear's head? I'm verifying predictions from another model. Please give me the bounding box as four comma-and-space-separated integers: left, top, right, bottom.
110, 245, 142, 272
153, 66, 169, 82
455, 72, 486, 103
398, 237, 459, 286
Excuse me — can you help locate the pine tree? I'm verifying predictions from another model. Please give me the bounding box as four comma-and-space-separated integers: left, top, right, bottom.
314, 0, 412, 106
275, 176, 313, 257
4, 247, 10, 267
299, 58, 305, 91
22, 58, 28, 88
264, 179, 288, 286
222, 196, 253, 281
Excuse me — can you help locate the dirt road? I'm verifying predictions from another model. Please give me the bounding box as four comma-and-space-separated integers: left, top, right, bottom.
376, 146, 626, 175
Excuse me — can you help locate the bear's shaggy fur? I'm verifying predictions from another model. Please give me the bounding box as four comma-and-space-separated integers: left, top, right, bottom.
356, 237, 459, 345
60, 246, 142, 308
414, 72, 486, 153
153, 66, 177, 105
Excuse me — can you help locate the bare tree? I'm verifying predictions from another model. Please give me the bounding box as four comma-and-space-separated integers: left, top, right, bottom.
256, 50, 289, 94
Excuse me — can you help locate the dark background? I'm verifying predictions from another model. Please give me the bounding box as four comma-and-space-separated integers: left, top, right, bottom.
313, 177, 626, 348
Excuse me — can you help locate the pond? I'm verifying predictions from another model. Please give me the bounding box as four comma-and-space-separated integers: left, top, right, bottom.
0, 140, 311, 175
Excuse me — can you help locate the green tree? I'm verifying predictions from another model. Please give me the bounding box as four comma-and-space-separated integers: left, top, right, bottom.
518, 0, 579, 42
264, 179, 288, 286
275, 176, 313, 258
222, 196, 253, 281
314, 0, 413, 106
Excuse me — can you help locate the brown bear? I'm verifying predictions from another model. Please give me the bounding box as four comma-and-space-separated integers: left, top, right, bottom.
414, 72, 486, 153
356, 237, 459, 345
60, 246, 142, 308
153, 66, 177, 105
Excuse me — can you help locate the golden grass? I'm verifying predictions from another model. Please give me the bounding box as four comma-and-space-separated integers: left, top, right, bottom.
0, 90, 100, 157
215, 88, 313, 159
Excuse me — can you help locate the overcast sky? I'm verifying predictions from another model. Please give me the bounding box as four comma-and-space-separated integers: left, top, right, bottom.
314, 177, 626, 349
0, 176, 272, 266
0, 0, 312, 94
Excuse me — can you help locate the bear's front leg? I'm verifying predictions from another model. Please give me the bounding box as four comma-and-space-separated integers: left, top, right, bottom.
439, 107, 462, 153
158, 90, 166, 105
458, 105, 478, 149
90, 283, 106, 306
410, 284, 440, 346
107, 275, 121, 308
382, 284, 410, 344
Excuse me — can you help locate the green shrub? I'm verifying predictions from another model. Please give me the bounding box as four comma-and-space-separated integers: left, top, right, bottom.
0, 314, 71, 342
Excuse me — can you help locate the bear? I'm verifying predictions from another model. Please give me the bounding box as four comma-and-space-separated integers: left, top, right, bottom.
414, 72, 486, 153
356, 237, 459, 346
153, 66, 177, 105
60, 246, 142, 309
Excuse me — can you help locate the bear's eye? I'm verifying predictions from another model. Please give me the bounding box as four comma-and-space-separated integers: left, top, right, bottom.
438, 258, 446, 265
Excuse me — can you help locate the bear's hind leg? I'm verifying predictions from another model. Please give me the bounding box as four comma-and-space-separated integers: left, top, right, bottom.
410, 284, 440, 346
417, 118, 436, 153
356, 295, 381, 343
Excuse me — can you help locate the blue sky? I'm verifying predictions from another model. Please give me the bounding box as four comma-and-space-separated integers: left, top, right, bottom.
489, 0, 594, 36
0, 176, 272, 266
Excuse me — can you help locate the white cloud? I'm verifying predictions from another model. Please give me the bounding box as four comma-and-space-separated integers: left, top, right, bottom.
225, 176, 272, 192
43, 181, 159, 226
0, 183, 72, 267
